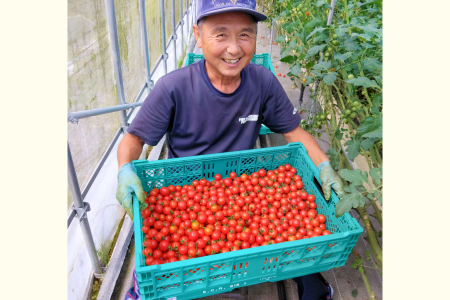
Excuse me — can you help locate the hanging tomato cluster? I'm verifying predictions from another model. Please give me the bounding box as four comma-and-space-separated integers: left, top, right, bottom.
140, 164, 331, 266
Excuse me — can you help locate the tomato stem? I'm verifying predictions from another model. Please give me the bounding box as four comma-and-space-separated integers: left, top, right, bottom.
356, 207, 382, 269
352, 249, 377, 299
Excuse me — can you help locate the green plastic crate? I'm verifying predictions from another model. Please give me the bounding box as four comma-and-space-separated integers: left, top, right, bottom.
132, 143, 363, 300
185, 53, 276, 76
184, 53, 275, 136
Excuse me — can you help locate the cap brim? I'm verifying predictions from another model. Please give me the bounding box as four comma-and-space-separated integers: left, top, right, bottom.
198, 7, 267, 24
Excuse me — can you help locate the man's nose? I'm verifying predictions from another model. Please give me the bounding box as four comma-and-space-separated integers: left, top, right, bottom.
227, 37, 240, 56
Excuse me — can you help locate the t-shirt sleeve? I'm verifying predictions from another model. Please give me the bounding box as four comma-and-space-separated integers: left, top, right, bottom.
127, 78, 175, 146
260, 72, 302, 134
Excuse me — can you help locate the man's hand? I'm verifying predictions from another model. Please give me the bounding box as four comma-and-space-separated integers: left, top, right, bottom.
116, 163, 145, 220
318, 161, 346, 200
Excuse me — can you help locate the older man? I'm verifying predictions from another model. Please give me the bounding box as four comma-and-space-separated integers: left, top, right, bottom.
118, 0, 341, 299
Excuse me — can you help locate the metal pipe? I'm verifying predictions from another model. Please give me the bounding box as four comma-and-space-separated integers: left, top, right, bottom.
105, 0, 128, 129
180, 0, 184, 51
172, 0, 177, 69
139, 0, 153, 93
327, 0, 337, 26
160, 0, 168, 74
269, 20, 273, 56
186, 0, 189, 38
68, 143, 102, 275
68, 102, 143, 123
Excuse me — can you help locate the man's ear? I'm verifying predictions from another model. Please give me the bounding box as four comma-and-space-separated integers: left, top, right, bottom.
193, 24, 202, 48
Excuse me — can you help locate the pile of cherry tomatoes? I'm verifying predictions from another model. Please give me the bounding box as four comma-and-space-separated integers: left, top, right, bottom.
140, 164, 331, 266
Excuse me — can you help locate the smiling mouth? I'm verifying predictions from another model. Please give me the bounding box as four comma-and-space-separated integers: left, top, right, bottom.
222, 58, 241, 64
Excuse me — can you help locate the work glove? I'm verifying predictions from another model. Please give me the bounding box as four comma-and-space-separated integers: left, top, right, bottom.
318, 161, 346, 201
116, 163, 145, 221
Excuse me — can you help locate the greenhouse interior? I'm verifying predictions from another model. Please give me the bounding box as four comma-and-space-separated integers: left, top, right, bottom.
67, 0, 383, 299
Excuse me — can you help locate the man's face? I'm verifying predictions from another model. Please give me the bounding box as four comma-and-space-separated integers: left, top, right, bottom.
193, 12, 257, 81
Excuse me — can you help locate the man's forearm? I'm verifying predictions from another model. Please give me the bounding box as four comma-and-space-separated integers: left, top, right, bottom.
117, 133, 144, 169
283, 126, 329, 167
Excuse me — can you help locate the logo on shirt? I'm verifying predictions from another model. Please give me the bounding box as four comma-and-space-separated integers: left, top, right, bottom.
239, 114, 259, 124
293, 108, 298, 114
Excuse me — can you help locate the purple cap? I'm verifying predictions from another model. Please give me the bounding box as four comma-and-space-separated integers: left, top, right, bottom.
196, 0, 267, 24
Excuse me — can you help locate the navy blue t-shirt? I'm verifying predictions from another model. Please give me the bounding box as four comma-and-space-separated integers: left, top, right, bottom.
128, 59, 301, 158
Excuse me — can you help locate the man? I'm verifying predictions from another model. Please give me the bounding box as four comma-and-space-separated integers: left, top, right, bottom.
117, 0, 343, 299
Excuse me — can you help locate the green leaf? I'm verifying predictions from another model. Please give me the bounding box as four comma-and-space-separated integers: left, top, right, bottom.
326, 148, 339, 170
335, 27, 348, 37
343, 186, 352, 193
371, 105, 381, 116
280, 55, 296, 64
335, 186, 365, 218
290, 64, 301, 76
362, 130, 382, 138
288, 40, 297, 50
344, 139, 361, 161
335, 128, 343, 140
345, 76, 381, 89
361, 137, 378, 151
297, 45, 303, 53
313, 33, 329, 43
357, 116, 381, 137
334, 52, 353, 62
344, 40, 361, 51
305, 18, 323, 30
306, 44, 326, 59
323, 72, 337, 85
305, 60, 315, 69
316, 0, 327, 7
378, 194, 383, 204
306, 27, 327, 40
369, 167, 382, 181
313, 61, 332, 70
362, 58, 382, 73
276, 36, 286, 44
280, 50, 290, 59
351, 33, 371, 41
359, 24, 381, 38
351, 262, 358, 269
367, 193, 375, 200
338, 169, 368, 186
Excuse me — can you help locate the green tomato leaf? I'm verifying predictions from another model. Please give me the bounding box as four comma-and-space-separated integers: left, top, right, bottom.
378, 194, 383, 204
288, 40, 297, 50
323, 72, 337, 85
305, 60, 315, 69
335, 186, 365, 218
280, 55, 297, 64
335, 27, 349, 37
280, 50, 290, 59
345, 76, 381, 89
306, 44, 327, 59
371, 105, 381, 116
369, 167, 382, 182
367, 192, 375, 200
306, 27, 327, 41
352, 289, 358, 298
351, 262, 358, 269
140, 203, 148, 211
305, 18, 324, 30
325, 148, 339, 170
362, 130, 382, 138
334, 52, 353, 62
276, 36, 286, 44
316, 0, 327, 7
373, 94, 382, 108
344, 139, 361, 161
338, 169, 368, 186
313, 61, 332, 70
362, 58, 382, 73
361, 137, 378, 151
344, 40, 361, 51
290, 64, 302, 76
313, 33, 329, 43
